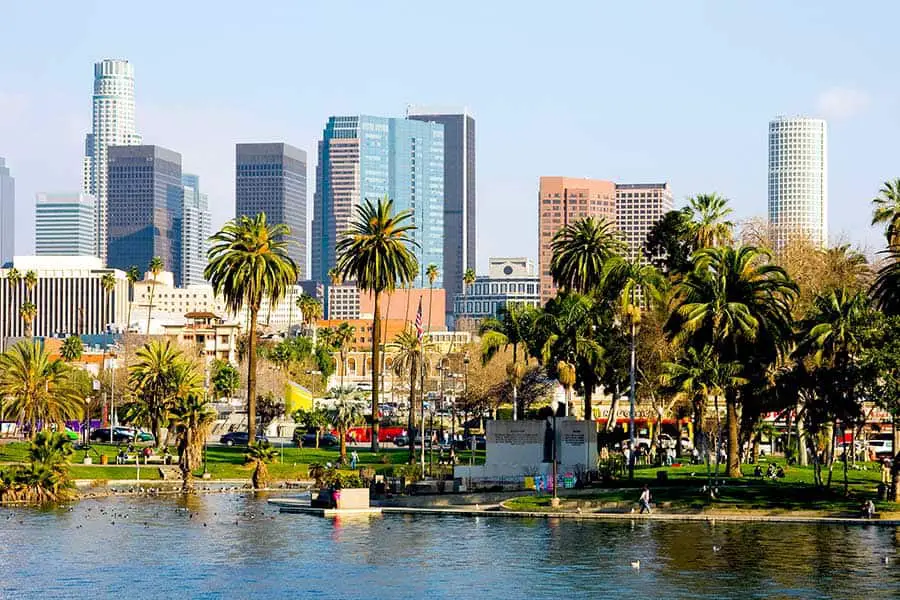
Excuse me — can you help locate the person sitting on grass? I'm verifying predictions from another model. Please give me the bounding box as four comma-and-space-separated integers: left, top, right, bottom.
754, 464, 763, 477
776, 466, 785, 478
766, 463, 777, 479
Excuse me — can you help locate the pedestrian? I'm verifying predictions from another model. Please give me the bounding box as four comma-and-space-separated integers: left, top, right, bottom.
882, 459, 891, 484
639, 485, 652, 514
142, 446, 152, 465
350, 450, 359, 469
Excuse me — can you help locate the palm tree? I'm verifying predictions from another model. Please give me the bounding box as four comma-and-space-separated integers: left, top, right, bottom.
0, 341, 84, 438
425, 263, 439, 331
245, 441, 278, 489
128, 340, 186, 445
872, 179, 900, 247
101, 272, 116, 316
798, 288, 869, 366
169, 393, 216, 491
389, 327, 432, 463
333, 322, 356, 392
24, 270, 37, 299
463, 268, 476, 295
6, 267, 21, 287
145, 257, 164, 334
297, 293, 323, 337
556, 360, 576, 417
685, 193, 734, 248
333, 399, 363, 465
205, 213, 298, 442
335, 197, 418, 452
480, 303, 536, 421
549, 217, 624, 294
19, 302, 37, 338
59, 336, 84, 362
125, 265, 140, 332
666, 246, 797, 477
871, 249, 900, 316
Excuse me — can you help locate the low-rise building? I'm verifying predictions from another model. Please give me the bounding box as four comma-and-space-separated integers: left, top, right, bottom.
453, 257, 540, 327
160, 312, 240, 363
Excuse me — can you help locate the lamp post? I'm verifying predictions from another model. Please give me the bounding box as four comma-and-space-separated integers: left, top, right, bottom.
550, 396, 559, 505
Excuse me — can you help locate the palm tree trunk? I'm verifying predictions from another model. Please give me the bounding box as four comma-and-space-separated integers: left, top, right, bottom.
627, 322, 637, 479
246, 308, 259, 442
796, 401, 808, 466
605, 388, 619, 433
146, 280, 156, 335
370, 291, 381, 452
583, 384, 592, 424
726, 393, 741, 478
339, 429, 347, 464
407, 360, 418, 464
512, 344, 519, 421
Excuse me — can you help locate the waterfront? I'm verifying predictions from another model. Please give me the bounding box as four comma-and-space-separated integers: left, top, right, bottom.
2, 493, 900, 599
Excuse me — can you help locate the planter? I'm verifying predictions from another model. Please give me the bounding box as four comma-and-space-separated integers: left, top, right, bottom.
82, 456, 92, 465
335, 487, 370, 509
100, 455, 108, 465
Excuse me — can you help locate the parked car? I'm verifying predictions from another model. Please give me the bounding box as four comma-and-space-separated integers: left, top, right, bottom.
89, 427, 154, 443
220, 431, 268, 446
393, 434, 409, 447
453, 436, 486, 451
293, 428, 339, 448
868, 439, 894, 458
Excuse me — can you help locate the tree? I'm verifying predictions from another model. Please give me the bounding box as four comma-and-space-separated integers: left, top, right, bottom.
426, 263, 439, 332
297, 293, 323, 336
24, 270, 37, 299
335, 197, 418, 452
685, 193, 734, 248
125, 265, 140, 332
644, 208, 695, 274
210, 360, 240, 400
169, 393, 216, 491
128, 340, 189, 445
872, 178, 900, 247
333, 399, 363, 464
293, 408, 329, 448
463, 268, 476, 295
480, 303, 537, 421
0, 341, 84, 439
256, 391, 285, 434
666, 246, 797, 477
549, 217, 624, 294
145, 256, 164, 334
245, 442, 278, 489
0, 431, 75, 504
6, 267, 21, 287
101, 272, 116, 318
390, 327, 432, 463
205, 213, 298, 443
872, 249, 900, 316
59, 336, 84, 362
332, 322, 356, 392
19, 302, 37, 338
861, 316, 900, 500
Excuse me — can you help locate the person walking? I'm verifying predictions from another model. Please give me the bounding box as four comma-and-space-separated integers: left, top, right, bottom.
350, 450, 359, 470
639, 485, 652, 514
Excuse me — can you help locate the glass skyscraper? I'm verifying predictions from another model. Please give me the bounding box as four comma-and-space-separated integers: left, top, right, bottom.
181, 174, 211, 286
107, 145, 184, 284
235, 143, 307, 279
0, 158, 14, 266
312, 115, 444, 288
35, 193, 97, 256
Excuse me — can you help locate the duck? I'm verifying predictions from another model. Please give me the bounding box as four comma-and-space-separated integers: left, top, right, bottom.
630, 560, 640, 570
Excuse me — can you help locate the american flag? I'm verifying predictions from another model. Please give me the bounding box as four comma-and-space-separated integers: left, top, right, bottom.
415, 297, 424, 341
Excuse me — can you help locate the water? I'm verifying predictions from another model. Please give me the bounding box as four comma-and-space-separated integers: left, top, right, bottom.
2, 493, 900, 599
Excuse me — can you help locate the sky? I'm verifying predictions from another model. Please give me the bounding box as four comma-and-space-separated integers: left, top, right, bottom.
1, 1, 898, 271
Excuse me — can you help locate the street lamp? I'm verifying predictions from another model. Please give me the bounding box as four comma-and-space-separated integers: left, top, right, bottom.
549, 396, 559, 505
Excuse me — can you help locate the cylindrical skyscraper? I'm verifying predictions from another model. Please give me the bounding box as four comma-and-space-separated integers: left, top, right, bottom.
82, 59, 142, 263
768, 116, 828, 249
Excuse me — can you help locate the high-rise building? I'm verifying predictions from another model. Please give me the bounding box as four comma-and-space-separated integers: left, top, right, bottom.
107, 145, 183, 284
768, 117, 828, 248
407, 107, 475, 326
615, 183, 674, 260
538, 177, 617, 304
82, 59, 142, 263
181, 174, 211, 286
312, 115, 444, 289
235, 143, 307, 279
0, 158, 13, 266
35, 193, 97, 256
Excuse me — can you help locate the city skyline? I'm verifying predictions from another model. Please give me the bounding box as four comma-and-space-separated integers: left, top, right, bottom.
1, 2, 898, 269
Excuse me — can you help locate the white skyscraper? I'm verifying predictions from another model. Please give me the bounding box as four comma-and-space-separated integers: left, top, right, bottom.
768, 117, 828, 249
181, 174, 211, 286
82, 59, 141, 263
0, 158, 13, 266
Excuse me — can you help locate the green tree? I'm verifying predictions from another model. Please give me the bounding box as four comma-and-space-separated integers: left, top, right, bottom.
425, 263, 439, 330
169, 393, 216, 491
643, 208, 695, 274
293, 407, 329, 448
666, 246, 797, 477
128, 340, 188, 445
861, 315, 900, 500
210, 360, 240, 400
59, 336, 84, 362
335, 197, 418, 451
245, 442, 278, 489
145, 256, 164, 334
333, 399, 363, 464
871, 178, 900, 247
480, 303, 537, 421
872, 249, 900, 316
333, 322, 356, 392
0, 431, 75, 504
297, 293, 323, 336
24, 270, 37, 299
0, 341, 84, 438
549, 217, 624, 294
685, 193, 734, 248
205, 213, 298, 442
19, 301, 37, 338
125, 265, 141, 332
389, 327, 432, 463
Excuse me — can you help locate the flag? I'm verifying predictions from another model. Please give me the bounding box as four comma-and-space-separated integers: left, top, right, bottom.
415, 297, 424, 341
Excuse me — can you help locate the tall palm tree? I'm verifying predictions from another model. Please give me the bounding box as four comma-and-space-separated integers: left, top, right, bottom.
549, 217, 624, 294
0, 341, 84, 438
24, 270, 37, 300
125, 265, 140, 332
328, 267, 343, 287
797, 288, 870, 366
145, 256, 164, 334
425, 263, 439, 332
871, 249, 900, 316
297, 293, 323, 337
685, 193, 734, 248
390, 327, 433, 463
59, 336, 84, 362
335, 197, 418, 452
7, 267, 21, 287
205, 213, 298, 442
101, 272, 116, 316
480, 303, 536, 421
666, 246, 796, 477
169, 393, 216, 491
129, 340, 187, 445
19, 302, 37, 338
333, 322, 356, 392
403, 262, 420, 326
556, 360, 576, 417
333, 399, 363, 465
872, 178, 900, 247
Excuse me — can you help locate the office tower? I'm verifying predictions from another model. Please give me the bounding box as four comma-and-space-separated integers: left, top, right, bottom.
312, 115, 444, 289
0, 158, 13, 266
181, 174, 211, 286
235, 143, 307, 279
407, 107, 475, 326
768, 117, 828, 248
107, 145, 183, 284
538, 177, 617, 304
82, 59, 142, 263
35, 193, 97, 256
615, 183, 674, 261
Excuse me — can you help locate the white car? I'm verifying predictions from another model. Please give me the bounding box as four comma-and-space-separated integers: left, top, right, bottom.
868, 439, 893, 457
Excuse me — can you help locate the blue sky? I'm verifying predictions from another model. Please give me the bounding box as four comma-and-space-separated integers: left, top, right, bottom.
1, 1, 898, 270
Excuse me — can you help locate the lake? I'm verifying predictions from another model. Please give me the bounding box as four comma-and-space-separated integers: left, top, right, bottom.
2, 493, 900, 599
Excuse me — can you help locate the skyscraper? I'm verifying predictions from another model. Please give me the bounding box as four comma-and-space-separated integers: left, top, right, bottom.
82, 59, 142, 264
768, 117, 828, 248
312, 115, 444, 289
35, 193, 97, 256
107, 145, 183, 284
235, 143, 307, 278
0, 158, 13, 266
407, 107, 475, 326
538, 177, 616, 304
615, 183, 674, 260
181, 174, 211, 286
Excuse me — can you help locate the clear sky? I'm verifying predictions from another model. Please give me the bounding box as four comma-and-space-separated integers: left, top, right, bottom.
1, 1, 898, 270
